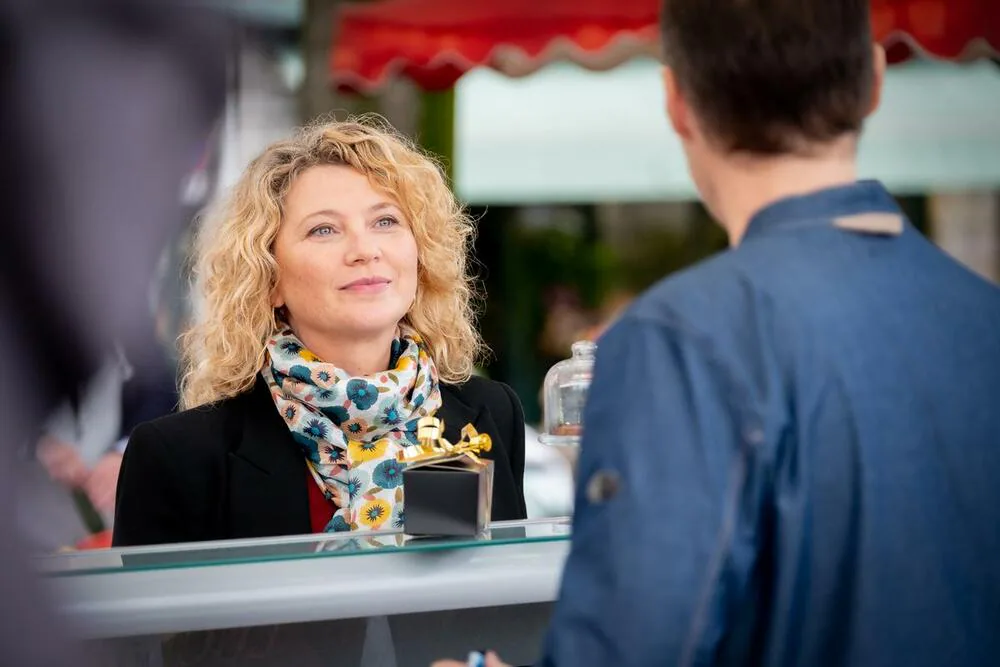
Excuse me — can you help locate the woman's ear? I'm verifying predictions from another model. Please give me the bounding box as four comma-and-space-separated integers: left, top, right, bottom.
269, 277, 285, 309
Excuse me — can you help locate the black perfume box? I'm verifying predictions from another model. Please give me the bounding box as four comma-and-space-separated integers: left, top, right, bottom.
402, 457, 494, 537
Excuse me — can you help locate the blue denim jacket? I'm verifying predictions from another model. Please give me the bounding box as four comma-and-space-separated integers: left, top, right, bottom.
540, 181, 1000, 667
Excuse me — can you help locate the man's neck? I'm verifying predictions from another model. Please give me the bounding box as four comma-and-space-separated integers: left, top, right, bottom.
710, 143, 859, 246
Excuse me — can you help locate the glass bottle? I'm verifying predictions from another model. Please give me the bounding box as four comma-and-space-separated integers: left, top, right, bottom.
538, 340, 596, 447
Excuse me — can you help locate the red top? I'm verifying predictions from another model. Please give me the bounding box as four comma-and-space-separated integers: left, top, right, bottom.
306, 469, 337, 533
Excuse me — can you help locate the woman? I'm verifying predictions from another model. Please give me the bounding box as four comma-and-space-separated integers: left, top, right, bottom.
112, 119, 527, 546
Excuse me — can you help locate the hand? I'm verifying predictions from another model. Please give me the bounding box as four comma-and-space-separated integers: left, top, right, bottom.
83, 452, 124, 514
36, 436, 89, 488
432, 652, 510, 667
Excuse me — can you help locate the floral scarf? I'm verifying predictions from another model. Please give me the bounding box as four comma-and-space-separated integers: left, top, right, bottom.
261, 324, 442, 533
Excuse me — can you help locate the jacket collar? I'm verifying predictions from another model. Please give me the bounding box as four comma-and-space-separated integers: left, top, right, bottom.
743, 179, 904, 242
227, 376, 311, 538
436, 382, 489, 445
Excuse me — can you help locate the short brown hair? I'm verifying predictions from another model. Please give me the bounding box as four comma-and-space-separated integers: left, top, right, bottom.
661, 0, 876, 154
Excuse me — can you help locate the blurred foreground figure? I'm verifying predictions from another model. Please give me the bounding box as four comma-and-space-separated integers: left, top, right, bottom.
0, 0, 225, 663
438, 1, 1000, 666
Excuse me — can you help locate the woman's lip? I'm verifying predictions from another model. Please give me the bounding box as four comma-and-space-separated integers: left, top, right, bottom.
342, 280, 391, 293
341, 277, 390, 288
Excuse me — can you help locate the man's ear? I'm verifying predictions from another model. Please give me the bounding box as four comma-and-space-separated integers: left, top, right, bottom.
663, 66, 693, 141
866, 43, 887, 118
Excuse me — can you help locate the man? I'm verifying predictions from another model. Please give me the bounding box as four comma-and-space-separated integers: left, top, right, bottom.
437, 1, 1000, 665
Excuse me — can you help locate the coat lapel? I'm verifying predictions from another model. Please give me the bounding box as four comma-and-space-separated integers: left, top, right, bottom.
434, 383, 522, 521
227, 377, 312, 538
436, 383, 507, 471
436, 383, 487, 445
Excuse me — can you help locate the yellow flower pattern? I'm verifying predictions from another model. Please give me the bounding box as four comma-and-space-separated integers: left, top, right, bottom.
298, 349, 322, 363
348, 438, 387, 463
360, 499, 391, 528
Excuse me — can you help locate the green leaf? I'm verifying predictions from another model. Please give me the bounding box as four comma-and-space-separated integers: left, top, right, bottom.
370, 487, 383, 494
377, 386, 390, 393
394, 487, 403, 503
388, 373, 399, 384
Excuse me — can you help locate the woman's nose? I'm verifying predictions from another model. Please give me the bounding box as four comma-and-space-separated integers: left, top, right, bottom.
344, 229, 380, 264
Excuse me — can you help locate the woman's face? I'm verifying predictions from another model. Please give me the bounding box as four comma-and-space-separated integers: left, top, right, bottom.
271, 164, 419, 346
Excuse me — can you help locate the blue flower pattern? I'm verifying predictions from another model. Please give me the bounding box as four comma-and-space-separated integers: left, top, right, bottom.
304, 419, 328, 440
344, 471, 368, 503
326, 515, 351, 532
346, 379, 379, 410
288, 364, 312, 383
320, 404, 350, 426
280, 341, 302, 356
381, 403, 402, 426
372, 458, 406, 489
293, 433, 323, 463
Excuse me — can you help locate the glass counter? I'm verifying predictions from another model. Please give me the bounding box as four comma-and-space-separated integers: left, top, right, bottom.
40, 517, 571, 576
41, 517, 572, 667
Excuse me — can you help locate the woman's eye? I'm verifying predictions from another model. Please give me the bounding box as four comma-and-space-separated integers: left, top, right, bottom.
375, 216, 399, 229
309, 225, 335, 237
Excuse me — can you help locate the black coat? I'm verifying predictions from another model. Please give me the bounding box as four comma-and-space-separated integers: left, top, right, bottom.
113, 375, 526, 546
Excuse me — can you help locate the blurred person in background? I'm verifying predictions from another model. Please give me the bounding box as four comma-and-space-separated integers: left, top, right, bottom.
0, 0, 226, 664
36, 347, 137, 513
113, 118, 527, 547
437, 0, 1000, 666
24, 337, 177, 552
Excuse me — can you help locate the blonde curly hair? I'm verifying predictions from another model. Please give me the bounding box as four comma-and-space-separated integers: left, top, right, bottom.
179, 116, 484, 409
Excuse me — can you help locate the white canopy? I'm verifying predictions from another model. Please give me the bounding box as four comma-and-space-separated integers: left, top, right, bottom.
455, 58, 1000, 204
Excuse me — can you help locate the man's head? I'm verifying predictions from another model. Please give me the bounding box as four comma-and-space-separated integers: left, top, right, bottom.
660, 0, 886, 209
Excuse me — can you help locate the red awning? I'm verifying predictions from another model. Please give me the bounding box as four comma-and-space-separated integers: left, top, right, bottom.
330, 0, 660, 93
874, 0, 999, 63
330, 0, 999, 93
